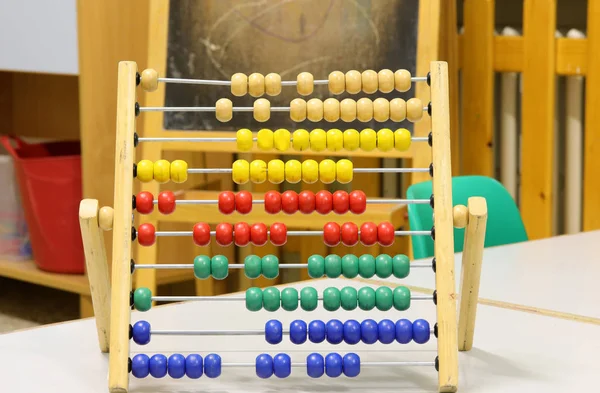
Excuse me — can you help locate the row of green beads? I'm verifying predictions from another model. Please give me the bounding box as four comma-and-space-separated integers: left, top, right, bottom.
245, 287, 308, 312
307, 254, 410, 279
193, 255, 229, 280
243, 255, 279, 279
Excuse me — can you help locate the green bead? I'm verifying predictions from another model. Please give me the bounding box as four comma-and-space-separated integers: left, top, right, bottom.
307, 255, 325, 278
133, 287, 152, 312
340, 287, 358, 310
375, 254, 393, 278
262, 255, 279, 279
262, 287, 281, 311
323, 287, 341, 311
341, 254, 359, 278
281, 288, 299, 311
324, 254, 342, 278
393, 286, 411, 311
246, 287, 263, 311
300, 287, 318, 311
392, 254, 411, 278
193, 255, 211, 279
211, 255, 229, 280
357, 287, 376, 310
244, 255, 262, 279
375, 286, 393, 311
358, 254, 376, 278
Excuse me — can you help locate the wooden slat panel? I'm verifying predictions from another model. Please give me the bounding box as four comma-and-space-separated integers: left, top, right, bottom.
494, 36, 524, 72
556, 37, 587, 75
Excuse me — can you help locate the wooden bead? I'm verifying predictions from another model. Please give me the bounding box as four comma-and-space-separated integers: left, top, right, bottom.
373, 98, 390, 122
140, 69, 158, 92
361, 70, 378, 94
323, 98, 340, 122
356, 98, 373, 122
328, 71, 345, 95
297, 72, 314, 96
395, 69, 412, 92
215, 98, 233, 122
307, 98, 324, 122
345, 70, 361, 94
231, 73, 248, 96
390, 98, 407, 122
340, 98, 357, 122
290, 98, 307, 122
265, 73, 282, 96
253, 98, 270, 122
98, 206, 114, 231
248, 73, 265, 97
406, 98, 423, 122
378, 69, 394, 93
453, 205, 469, 228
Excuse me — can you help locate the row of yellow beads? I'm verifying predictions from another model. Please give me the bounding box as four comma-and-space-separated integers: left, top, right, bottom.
232, 159, 353, 185
136, 159, 188, 183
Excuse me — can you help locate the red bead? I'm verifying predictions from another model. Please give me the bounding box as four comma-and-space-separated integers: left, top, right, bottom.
377, 222, 395, 247
235, 191, 253, 214
215, 223, 233, 246
136, 191, 154, 214
349, 190, 367, 214
251, 223, 268, 246
269, 222, 287, 246
315, 190, 333, 215
264, 191, 282, 214
359, 222, 378, 246
218, 191, 236, 215
157, 191, 176, 215
298, 190, 315, 214
341, 222, 359, 246
193, 222, 211, 246
234, 222, 250, 247
323, 222, 341, 247
281, 191, 299, 215
137, 223, 156, 246
332, 190, 349, 215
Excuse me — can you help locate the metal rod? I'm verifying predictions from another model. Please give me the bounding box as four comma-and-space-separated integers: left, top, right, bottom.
217, 361, 435, 367
151, 198, 430, 206
138, 136, 430, 143
185, 167, 430, 175
149, 328, 435, 336
157, 76, 428, 86
153, 230, 431, 237
139, 106, 291, 113
134, 261, 433, 270
151, 294, 433, 302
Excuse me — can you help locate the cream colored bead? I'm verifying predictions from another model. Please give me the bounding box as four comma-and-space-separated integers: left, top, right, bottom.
297, 72, 314, 96
378, 69, 394, 93
265, 73, 282, 96
373, 98, 390, 122
248, 73, 265, 97
340, 98, 357, 122
345, 70, 361, 94
361, 70, 378, 94
323, 98, 340, 122
390, 98, 407, 122
290, 98, 307, 122
307, 98, 324, 122
453, 205, 469, 228
253, 98, 270, 122
231, 73, 248, 96
406, 98, 423, 122
98, 206, 114, 231
140, 69, 158, 92
356, 98, 373, 122
328, 71, 345, 95
395, 69, 412, 92
215, 98, 233, 122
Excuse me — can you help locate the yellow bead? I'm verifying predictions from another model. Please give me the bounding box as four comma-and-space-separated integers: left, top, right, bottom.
257, 129, 274, 150
360, 129, 377, 151
395, 69, 412, 92
215, 98, 233, 122
319, 159, 336, 184
302, 159, 319, 184
378, 69, 394, 93
253, 98, 271, 122
343, 129, 360, 151
323, 98, 340, 122
153, 159, 171, 183
307, 98, 324, 122
267, 159, 285, 184
273, 129, 291, 151
237, 128, 253, 151
340, 98, 357, 122
170, 160, 188, 183
265, 73, 282, 96
394, 128, 412, 151
232, 159, 250, 184
361, 70, 378, 94
231, 73, 248, 96
326, 129, 343, 151
373, 97, 390, 122
285, 160, 302, 184
336, 159, 353, 184
248, 73, 265, 97
140, 69, 158, 92
297, 72, 314, 96
290, 98, 307, 122
250, 159, 267, 184
377, 128, 394, 152
356, 98, 373, 122
137, 159, 154, 182
292, 129, 310, 151
309, 129, 327, 152
345, 70, 361, 94
390, 98, 406, 122
406, 98, 423, 122
328, 71, 345, 95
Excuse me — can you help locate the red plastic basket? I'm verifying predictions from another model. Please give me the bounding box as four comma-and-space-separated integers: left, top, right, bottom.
0, 135, 85, 274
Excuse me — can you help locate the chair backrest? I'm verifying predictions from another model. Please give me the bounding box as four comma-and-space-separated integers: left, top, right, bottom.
406, 175, 528, 259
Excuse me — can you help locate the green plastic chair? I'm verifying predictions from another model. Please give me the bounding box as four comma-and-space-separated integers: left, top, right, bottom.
406, 175, 528, 259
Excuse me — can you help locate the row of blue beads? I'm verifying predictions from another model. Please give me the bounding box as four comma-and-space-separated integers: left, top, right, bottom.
131, 353, 221, 379
308, 353, 360, 378
255, 354, 292, 378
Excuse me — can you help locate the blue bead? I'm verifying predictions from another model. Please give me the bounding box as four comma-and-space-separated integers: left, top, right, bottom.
204, 353, 222, 378
132, 321, 151, 345
413, 319, 431, 344
185, 354, 203, 379
306, 353, 324, 378
290, 320, 307, 344
308, 320, 326, 343
395, 319, 413, 344
325, 353, 343, 377
131, 354, 150, 378
360, 319, 378, 344
149, 354, 167, 378
378, 319, 396, 344
167, 354, 186, 379
326, 319, 343, 344
255, 354, 273, 379
343, 320, 361, 345
265, 320, 283, 345
342, 353, 360, 377
273, 353, 291, 378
